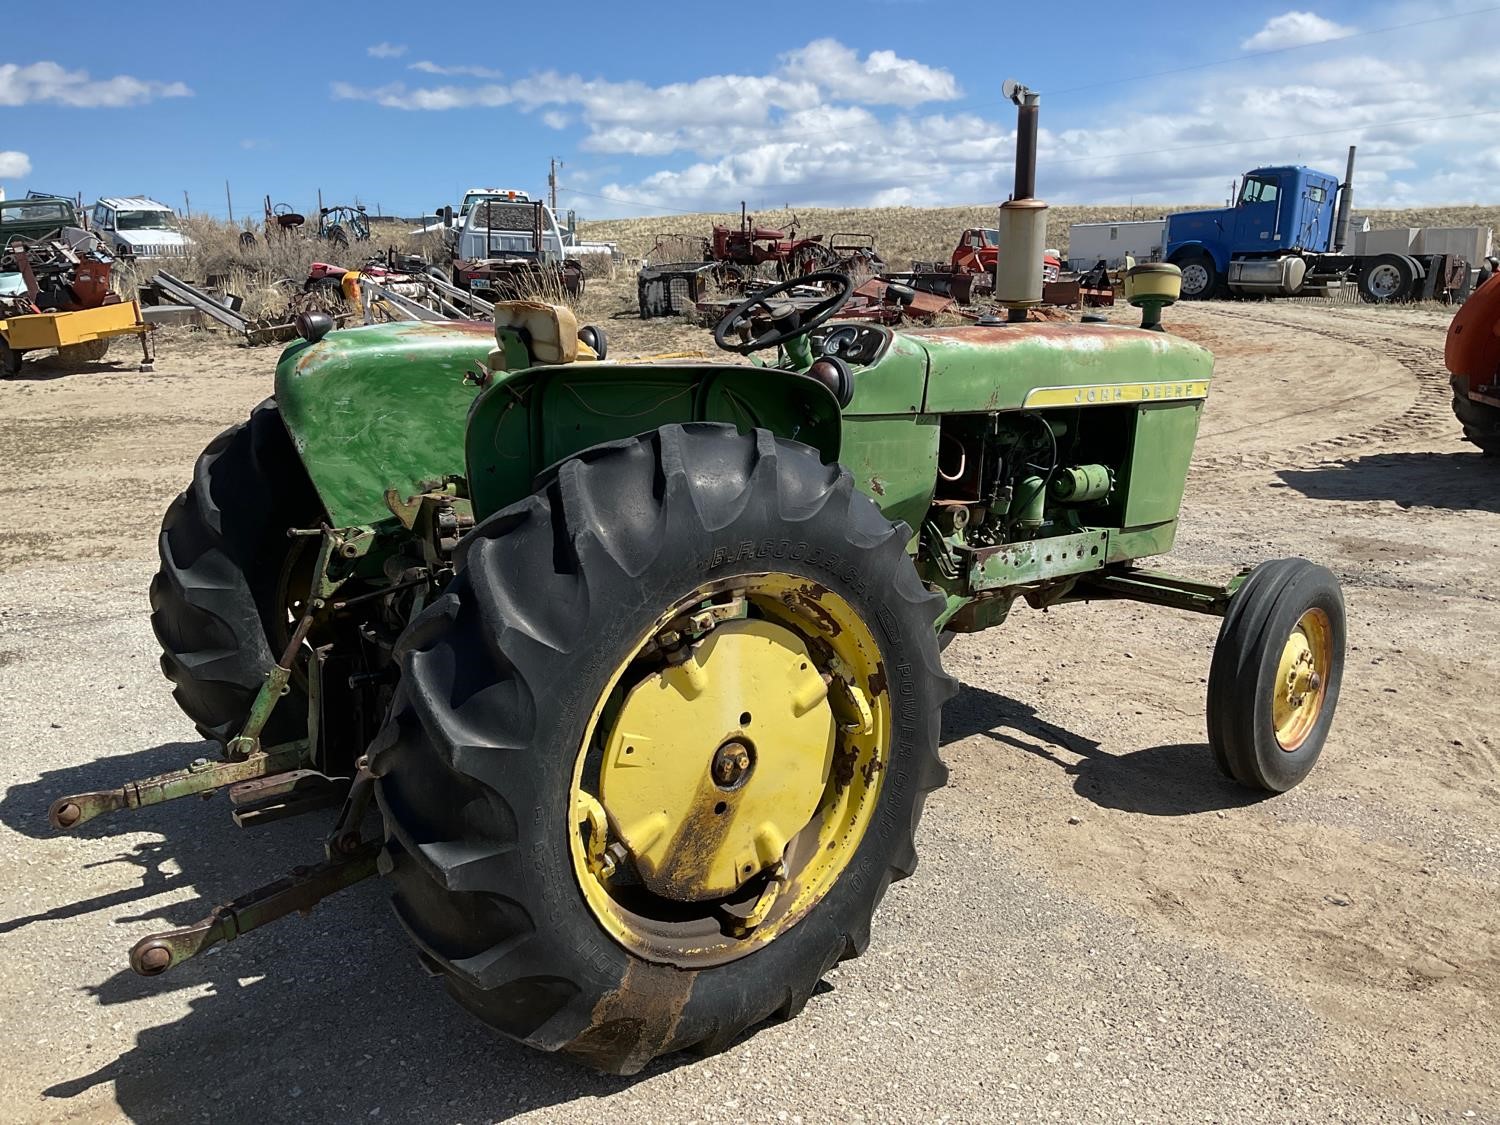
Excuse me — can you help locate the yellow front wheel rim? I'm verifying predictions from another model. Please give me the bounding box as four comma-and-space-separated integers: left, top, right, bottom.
567, 573, 891, 968
1272, 607, 1332, 751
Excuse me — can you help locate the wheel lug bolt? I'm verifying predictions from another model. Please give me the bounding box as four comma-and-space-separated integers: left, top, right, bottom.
711, 739, 753, 790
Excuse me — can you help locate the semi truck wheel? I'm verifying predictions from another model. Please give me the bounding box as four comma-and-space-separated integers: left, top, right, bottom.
150, 400, 323, 745
1452, 377, 1500, 455
372, 423, 953, 1074
1358, 254, 1416, 303
1172, 251, 1220, 300
1207, 559, 1345, 792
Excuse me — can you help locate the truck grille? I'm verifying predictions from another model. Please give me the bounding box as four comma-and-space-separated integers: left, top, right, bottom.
126, 244, 191, 259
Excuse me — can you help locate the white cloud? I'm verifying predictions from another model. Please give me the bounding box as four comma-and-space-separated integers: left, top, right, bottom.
409, 60, 502, 79
0, 150, 31, 178
0, 62, 191, 107
332, 39, 953, 137
332, 27, 1499, 211
366, 42, 408, 58
780, 38, 958, 104
332, 80, 512, 110
1242, 11, 1354, 51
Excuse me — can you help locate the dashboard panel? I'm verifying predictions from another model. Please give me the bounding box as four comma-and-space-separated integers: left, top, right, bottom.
810, 323, 891, 367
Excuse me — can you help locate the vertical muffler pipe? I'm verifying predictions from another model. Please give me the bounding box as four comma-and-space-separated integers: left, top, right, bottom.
1334, 145, 1356, 253
1014, 97, 1038, 200
996, 80, 1048, 322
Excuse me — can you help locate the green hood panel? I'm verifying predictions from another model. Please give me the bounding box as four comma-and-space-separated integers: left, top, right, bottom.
274, 321, 493, 528
909, 322, 1214, 414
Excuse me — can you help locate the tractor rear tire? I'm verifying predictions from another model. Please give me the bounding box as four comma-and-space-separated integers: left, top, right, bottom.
371, 423, 953, 1074
1207, 558, 1345, 792
149, 399, 323, 745
1451, 376, 1500, 455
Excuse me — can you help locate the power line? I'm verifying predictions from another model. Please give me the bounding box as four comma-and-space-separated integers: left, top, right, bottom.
565, 106, 1500, 215
558, 186, 723, 215
556, 7, 1500, 217
568, 4, 1500, 152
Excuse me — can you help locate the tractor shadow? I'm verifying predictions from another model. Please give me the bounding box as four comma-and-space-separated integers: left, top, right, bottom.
1275, 452, 1500, 513
942, 683, 1262, 816
2, 743, 704, 1123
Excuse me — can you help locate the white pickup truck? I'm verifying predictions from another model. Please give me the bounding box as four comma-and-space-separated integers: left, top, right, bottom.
451, 191, 583, 298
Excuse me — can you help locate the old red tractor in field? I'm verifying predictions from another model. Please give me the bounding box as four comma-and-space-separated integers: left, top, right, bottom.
709, 203, 838, 283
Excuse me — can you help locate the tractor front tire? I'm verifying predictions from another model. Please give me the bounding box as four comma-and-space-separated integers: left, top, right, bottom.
1207, 558, 1345, 792
372, 424, 953, 1074
1451, 377, 1500, 455
149, 400, 323, 745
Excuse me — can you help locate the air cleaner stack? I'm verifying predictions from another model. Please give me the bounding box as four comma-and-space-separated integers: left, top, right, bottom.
996, 79, 1048, 322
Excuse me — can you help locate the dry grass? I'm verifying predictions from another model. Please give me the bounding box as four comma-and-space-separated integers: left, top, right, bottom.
581, 203, 1500, 266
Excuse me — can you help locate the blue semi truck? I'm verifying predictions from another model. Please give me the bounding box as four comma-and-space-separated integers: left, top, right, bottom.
1165, 146, 1469, 303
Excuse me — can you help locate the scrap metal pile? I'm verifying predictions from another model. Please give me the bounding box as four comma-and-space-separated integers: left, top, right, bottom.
144, 251, 493, 346
0, 228, 118, 315
638, 205, 1093, 325
0, 221, 155, 374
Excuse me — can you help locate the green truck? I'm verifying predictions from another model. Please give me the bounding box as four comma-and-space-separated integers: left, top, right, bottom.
0, 195, 82, 244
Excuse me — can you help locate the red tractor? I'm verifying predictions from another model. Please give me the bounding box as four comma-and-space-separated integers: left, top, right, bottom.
1447, 268, 1500, 454
708, 204, 837, 283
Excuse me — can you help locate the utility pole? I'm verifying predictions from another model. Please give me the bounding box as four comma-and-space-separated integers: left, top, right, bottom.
548, 158, 560, 213
225, 180, 234, 225
182, 190, 191, 219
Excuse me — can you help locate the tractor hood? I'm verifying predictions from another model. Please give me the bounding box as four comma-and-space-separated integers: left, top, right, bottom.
907, 321, 1213, 414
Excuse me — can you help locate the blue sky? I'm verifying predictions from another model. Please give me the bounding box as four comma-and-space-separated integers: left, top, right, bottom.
4, 1, 1497, 221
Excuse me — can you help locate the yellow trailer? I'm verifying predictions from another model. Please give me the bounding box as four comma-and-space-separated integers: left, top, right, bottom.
0, 299, 155, 377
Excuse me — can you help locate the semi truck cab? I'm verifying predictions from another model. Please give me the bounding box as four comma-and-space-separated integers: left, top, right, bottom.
1167, 165, 1340, 274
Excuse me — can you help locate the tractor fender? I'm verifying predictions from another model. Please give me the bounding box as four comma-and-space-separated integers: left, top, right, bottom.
464, 362, 843, 521
1446, 269, 1500, 386
274, 321, 495, 528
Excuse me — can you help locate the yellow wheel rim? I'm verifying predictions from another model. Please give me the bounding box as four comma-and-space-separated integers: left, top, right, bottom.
1272, 607, 1332, 751
568, 573, 891, 968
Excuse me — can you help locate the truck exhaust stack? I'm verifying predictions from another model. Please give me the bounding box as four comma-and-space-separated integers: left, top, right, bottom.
1334, 145, 1356, 254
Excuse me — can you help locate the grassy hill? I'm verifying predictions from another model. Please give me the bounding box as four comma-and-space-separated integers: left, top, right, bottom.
579, 203, 1500, 265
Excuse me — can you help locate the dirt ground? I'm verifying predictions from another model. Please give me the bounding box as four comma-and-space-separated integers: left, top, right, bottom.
1, 282, 1496, 1123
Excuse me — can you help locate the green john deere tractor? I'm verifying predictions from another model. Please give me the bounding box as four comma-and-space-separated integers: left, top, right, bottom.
51, 89, 1345, 1075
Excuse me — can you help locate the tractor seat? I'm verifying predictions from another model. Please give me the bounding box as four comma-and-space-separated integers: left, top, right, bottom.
493, 300, 580, 367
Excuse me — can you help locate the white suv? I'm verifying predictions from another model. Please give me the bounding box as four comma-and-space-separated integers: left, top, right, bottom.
91, 197, 194, 259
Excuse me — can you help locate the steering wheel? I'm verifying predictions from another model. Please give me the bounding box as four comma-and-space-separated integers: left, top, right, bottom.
712, 271, 854, 354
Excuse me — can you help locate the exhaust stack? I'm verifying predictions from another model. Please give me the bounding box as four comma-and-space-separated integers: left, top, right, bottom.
1333, 145, 1356, 253
996, 80, 1048, 322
